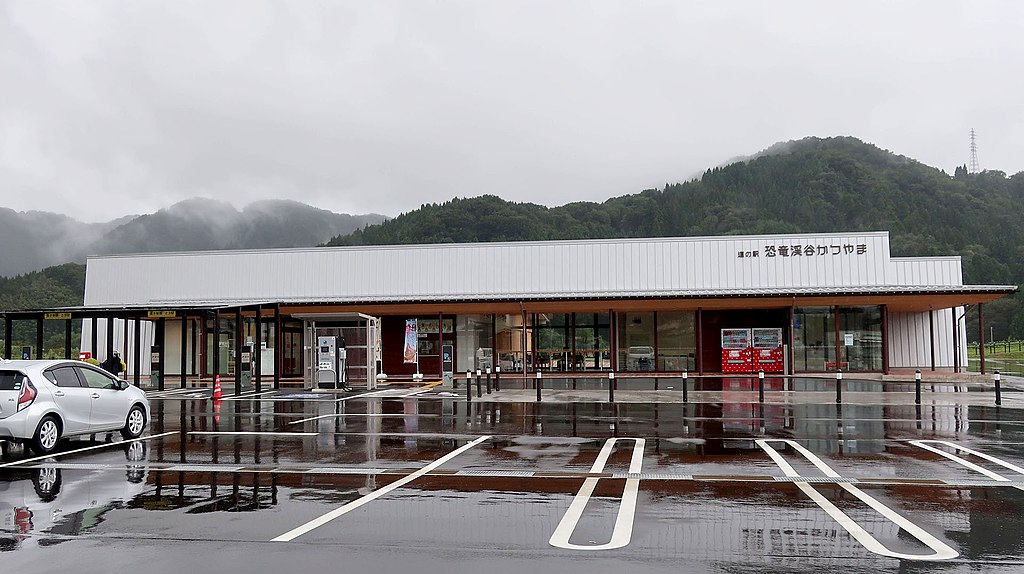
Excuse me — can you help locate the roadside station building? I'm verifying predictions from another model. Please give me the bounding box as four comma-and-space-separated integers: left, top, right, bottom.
1, 231, 1015, 388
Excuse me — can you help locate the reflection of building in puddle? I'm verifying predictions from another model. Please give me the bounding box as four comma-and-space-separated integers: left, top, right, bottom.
884, 402, 970, 435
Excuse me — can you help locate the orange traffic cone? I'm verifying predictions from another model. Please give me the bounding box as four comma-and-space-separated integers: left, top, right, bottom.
212, 375, 223, 400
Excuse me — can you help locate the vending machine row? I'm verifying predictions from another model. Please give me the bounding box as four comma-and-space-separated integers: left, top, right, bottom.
720, 328, 784, 373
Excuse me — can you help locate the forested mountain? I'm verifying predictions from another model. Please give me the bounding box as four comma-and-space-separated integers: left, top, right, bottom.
0, 198, 386, 276
0, 263, 86, 355
325, 137, 1024, 337
90, 198, 386, 255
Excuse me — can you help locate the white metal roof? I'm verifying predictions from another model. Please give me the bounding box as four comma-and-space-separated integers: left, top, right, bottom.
81, 231, 994, 307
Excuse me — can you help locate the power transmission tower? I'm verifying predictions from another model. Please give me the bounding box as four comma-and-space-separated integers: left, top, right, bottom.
968, 129, 980, 174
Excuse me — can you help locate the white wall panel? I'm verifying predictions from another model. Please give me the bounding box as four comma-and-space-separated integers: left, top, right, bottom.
892, 257, 963, 286
888, 309, 959, 368
83, 231, 977, 307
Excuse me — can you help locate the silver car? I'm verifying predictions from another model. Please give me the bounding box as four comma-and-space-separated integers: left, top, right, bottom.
0, 359, 150, 454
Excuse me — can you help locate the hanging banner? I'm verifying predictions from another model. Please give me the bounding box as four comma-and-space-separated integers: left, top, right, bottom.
403, 319, 418, 364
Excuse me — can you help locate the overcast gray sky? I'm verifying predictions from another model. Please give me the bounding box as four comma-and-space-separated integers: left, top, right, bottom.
1, 1, 1021, 223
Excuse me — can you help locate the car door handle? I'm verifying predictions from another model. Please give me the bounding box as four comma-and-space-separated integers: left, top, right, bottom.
54, 391, 65, 397
91, 393, 100, 399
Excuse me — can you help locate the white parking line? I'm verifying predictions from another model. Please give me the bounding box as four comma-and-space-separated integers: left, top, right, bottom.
399, 387, 434, 398
757, 439, 958, 561
288, 390, 401, 425
188, 431, 317, 437
0, 431, 176, 469
271, 435, 491, 542
549, 437, 645, 551
220, 390, 280, 401
147, 387, 199, 395
909, 440, 1024, 483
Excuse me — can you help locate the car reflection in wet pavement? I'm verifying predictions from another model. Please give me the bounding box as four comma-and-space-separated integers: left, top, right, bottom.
1, 440, 149, 551
0, 378, 1023, 573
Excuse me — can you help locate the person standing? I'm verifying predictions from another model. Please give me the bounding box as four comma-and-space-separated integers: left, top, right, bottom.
102, 351, 124, 377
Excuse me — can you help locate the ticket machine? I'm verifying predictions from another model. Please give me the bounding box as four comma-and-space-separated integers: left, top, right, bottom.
316, 336, 349, 390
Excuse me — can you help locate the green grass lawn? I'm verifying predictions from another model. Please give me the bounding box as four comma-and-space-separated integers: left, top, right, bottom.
967, 342, 1024, 375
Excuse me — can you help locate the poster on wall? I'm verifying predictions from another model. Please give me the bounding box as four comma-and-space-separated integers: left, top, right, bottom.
418, 318, 453, 334
403, 319, 418, 364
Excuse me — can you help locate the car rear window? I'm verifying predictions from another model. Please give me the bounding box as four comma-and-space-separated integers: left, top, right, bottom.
0, 370, 24, 391
46, 366, 84, 388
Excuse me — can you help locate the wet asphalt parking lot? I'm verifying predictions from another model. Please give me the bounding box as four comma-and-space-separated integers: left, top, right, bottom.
3, 377, 1024, 573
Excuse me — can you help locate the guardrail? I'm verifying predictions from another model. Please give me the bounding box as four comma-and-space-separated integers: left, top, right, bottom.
469, 370, 1006, 406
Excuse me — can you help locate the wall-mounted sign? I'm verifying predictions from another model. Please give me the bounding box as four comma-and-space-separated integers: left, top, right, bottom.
738, 243, 869, 259
148, 310, 177, 318
44, 312, 72, 320
844, 333, 855, 346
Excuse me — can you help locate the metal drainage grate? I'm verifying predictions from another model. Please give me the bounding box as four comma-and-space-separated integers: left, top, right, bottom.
454, 469, 535, 477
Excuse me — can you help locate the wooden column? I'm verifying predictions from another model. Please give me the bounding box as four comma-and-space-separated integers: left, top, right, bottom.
273, 305, 281, 390
235, 307, 243, 396
64, 319, 73, 359
133, 317, 141, 386
952, 308, 959, 374
255, 305, 262, 392
881, 305, 890, 375
978, 303, 986, 375
180, 315, 188, 388
91, 316, 98, 359
929, 310, 936, 371
3, 317, 11, 360
212, 310, 221, 381
35, 316, 44, 359
696, 308, 703, 376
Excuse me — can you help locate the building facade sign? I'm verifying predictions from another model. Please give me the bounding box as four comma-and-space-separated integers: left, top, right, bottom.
738, 243, 869, 259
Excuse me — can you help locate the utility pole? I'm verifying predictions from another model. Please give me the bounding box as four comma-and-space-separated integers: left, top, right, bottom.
969, 129, 980, 174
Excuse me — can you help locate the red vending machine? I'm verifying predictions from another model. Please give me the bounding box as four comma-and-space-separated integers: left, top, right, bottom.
752, 328, 784, 373
721, 328, 753, 373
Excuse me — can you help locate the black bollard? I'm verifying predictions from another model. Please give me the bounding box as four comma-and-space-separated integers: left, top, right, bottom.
536, 371, 542, 402
476, 369, 482, 398
835, 370, 843, 404
608, 372, 615, 403
915, 369, 921, 404
466, 371, 472, 402
758, 370, 765, 403
494, 366, 501, 391
486, 367, 492, 394
682, 370, 688, 403
995, 370, 1001, 406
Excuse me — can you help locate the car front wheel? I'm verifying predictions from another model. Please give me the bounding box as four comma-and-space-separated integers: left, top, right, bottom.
121, 405, 146, 439
31, 416, 62, 455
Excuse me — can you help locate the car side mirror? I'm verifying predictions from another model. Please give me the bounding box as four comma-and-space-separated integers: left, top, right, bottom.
117, 380, 130, 391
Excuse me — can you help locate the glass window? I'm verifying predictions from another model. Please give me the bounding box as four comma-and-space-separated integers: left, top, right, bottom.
573, 313, 610, 371
657, 312, 696, 371
47, 366, 84, 388
619, 312, 655, 371
456, 315, 494, 372
794, 307, 835, 371
534, 314, 570, 371
839, 306, 883, 371
0, 370, 25, 390
494, 314, 525, 372
206, 315, 234, 377
78, 367, 118, 390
